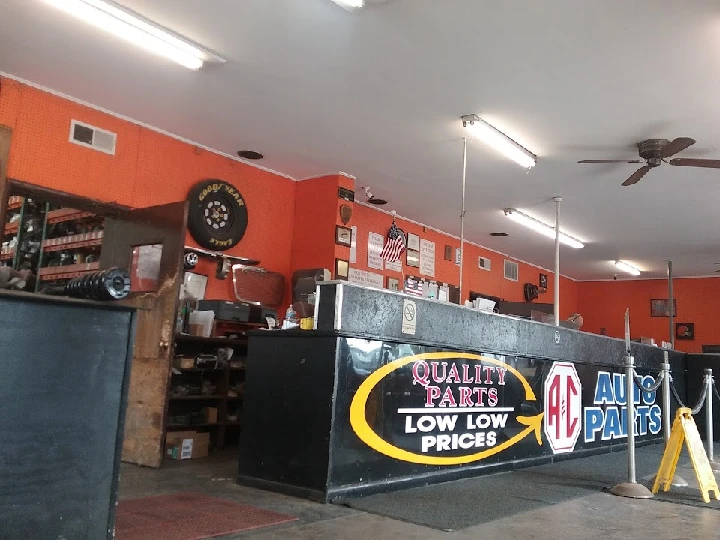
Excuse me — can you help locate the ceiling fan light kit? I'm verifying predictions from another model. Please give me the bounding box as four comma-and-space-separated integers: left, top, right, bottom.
614, 260, 641, 276
462, 115, 537, 169
39, 0, 224, 70
503, 208, 584, 249
578, 137, 720, 186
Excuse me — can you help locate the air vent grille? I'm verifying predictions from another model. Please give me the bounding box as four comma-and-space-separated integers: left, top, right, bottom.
478, 257, 491, 271
69, 120, 116, 155
504, 259, 519, 282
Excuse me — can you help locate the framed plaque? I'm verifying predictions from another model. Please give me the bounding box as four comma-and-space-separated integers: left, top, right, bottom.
406, 249, 420, 268
335, 258, 349, 280
335, 225, 352, 247
406, 233, 420, 252
651, 299, 677, 318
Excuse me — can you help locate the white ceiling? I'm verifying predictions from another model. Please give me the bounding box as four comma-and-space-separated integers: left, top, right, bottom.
2, 0, 720, 280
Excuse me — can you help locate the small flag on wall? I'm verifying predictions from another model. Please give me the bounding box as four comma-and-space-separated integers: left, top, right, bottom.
380, 221, 406, 263
404, 277, 423, 297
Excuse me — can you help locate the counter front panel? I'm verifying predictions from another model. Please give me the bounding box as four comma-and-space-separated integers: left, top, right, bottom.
238, 283, 687, 500
328, 337, 669, 495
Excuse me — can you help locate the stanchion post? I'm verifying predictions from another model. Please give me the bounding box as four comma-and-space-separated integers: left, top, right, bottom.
662, 359, 671, 444
705, 369, 720, 472
627, 355, 638, 483
611, 354, 654, 498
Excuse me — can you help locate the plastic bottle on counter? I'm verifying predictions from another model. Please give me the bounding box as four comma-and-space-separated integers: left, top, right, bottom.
285, 304, 297, 324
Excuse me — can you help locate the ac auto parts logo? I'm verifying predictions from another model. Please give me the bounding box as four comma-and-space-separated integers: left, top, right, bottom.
544, 362, 582, 454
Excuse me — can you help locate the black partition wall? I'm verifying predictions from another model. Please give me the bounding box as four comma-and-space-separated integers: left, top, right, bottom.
0, 291, 135, 540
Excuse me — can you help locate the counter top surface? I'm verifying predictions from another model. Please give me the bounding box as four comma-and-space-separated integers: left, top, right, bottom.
313, 281, 682, 369
0, 289, 135, 311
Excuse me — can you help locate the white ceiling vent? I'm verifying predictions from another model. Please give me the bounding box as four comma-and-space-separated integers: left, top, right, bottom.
69, 120, 116, 155
478, 256, 491, 271
504, 259, 519, 282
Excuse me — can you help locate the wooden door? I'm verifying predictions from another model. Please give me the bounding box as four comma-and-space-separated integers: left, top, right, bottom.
0, 126, 11, 229
100, 201, 188, 467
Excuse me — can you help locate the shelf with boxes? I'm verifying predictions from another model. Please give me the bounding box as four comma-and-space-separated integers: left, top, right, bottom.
2, 194, 106, 291
164, 323, 252, 460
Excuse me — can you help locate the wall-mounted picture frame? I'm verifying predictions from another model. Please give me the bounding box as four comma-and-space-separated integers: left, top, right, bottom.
407, 233, 420, 252
444, 245, 453, 261
183, 272, 208, 301
335, 258, 349, 280
335, 225, 352, 247
651, 299, 677, 318
387, 277, 399, 291
676, 323, 695, 341
539, 273, 548, 290
406, 249, 420, 268
338, 187, 355, 202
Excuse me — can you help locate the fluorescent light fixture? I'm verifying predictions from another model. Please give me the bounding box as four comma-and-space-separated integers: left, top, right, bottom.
39, 0, 224, 70
462, 115, 536, 169
503, 208, 585, 249
331, 0, 365, 11
614, 260, 641, 276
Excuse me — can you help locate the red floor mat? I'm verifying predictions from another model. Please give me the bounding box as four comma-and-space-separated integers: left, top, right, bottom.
115, 493, 298, 540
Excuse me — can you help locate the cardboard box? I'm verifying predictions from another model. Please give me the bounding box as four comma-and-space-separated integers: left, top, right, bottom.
188, 324, 204, 337
173, 356, 195, 369
203, 407, 218, 424
165, 431, 210, 460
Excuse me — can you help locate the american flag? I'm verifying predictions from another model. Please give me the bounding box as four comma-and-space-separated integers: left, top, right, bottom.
404, 277, 423, 297
379, 221, 406, 262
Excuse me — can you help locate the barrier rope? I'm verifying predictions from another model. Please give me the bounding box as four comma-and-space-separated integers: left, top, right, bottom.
632, 369, 664, 393
691, 385, 707, 415
713, 377, 720, 404
669, 378, 686, 407
668, 375, 707, 414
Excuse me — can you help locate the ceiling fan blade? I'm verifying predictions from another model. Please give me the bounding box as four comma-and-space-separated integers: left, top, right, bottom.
621, 165, 653, 186
669, 158, 720, 169
578, 159, 642, 164
661, 137, 696, 158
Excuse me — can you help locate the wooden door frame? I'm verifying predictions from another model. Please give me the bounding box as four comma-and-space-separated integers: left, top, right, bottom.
0, 126, 12, 232
101, 201, 189, 467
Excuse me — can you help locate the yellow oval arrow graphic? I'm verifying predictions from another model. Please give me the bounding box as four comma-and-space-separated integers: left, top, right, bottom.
349, 352, 544, 465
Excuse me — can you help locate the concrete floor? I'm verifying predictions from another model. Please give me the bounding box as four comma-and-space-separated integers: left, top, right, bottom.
119, 447, 720, 540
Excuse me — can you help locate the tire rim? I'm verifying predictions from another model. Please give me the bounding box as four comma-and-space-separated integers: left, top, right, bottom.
203, 196, 234, 234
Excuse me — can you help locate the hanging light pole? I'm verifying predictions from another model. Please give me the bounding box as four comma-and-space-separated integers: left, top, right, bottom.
553, 197, 562, 326
459, 137, 467, 303
668, 260, 675, 349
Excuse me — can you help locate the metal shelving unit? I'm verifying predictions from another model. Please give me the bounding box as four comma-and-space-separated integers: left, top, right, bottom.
2, 194, 107, 291
165, 326, 251, 457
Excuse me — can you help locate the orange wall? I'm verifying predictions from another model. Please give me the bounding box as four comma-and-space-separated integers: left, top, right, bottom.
0, 77, 295, 302
350, 204, 579, 319
291, 175, 340, 274
577, 278, 720, 353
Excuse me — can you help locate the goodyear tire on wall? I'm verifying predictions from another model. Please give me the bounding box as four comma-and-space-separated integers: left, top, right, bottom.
187, 180, 248, 251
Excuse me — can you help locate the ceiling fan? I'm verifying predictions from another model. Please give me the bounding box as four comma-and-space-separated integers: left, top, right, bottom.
578, 138, 720, 186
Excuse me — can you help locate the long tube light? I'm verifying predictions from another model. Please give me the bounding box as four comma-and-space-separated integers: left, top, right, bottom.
615, 260, 641, 276
462, 115, 536, 169
503, 208, 584, 249
39, 0, 224, 70
331, 0, 365, 10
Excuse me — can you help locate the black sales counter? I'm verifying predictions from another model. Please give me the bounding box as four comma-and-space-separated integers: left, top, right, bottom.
237, 282, 687, 501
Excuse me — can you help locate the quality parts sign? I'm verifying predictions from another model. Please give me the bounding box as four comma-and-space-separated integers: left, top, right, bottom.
349, 352, 544, 466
